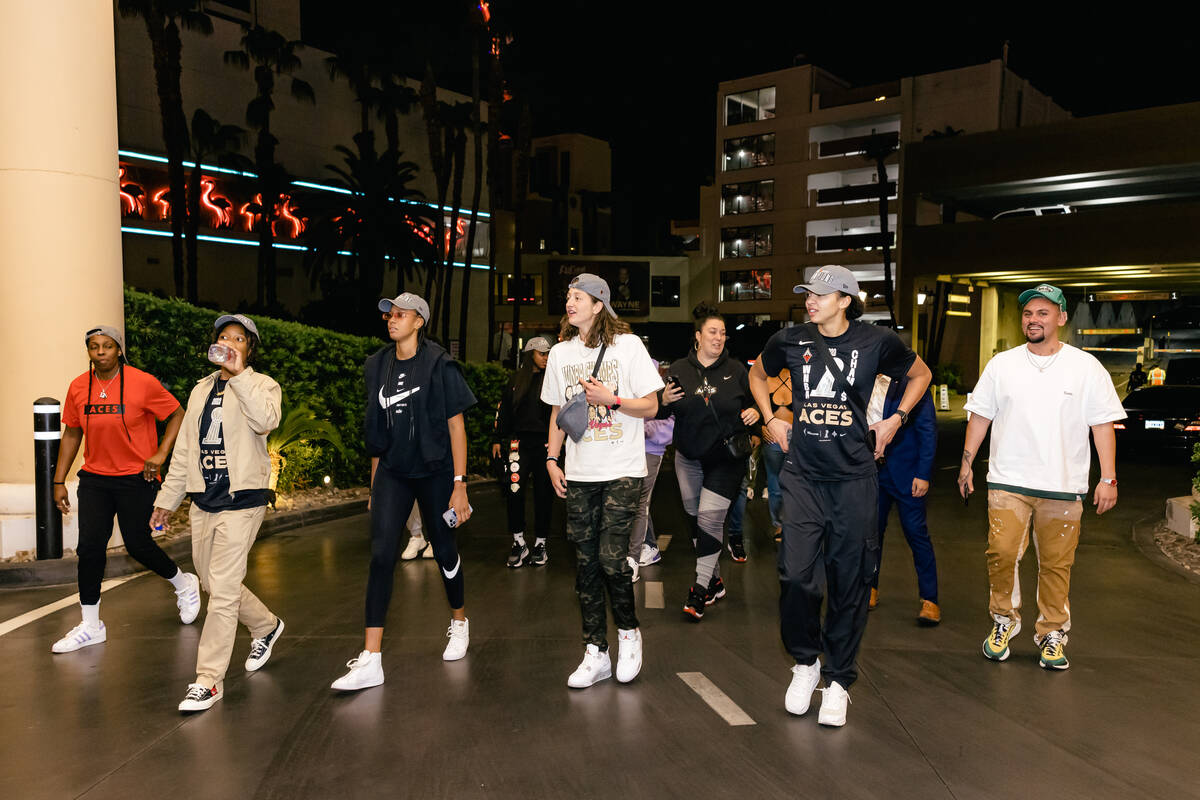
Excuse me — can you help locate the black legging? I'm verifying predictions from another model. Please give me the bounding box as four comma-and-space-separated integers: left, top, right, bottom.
365, 467, 465, 627
76, 471, 178, 605
503, 436, 552, 539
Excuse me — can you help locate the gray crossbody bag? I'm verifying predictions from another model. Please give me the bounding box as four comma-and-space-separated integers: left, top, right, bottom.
556, 342, 607, 442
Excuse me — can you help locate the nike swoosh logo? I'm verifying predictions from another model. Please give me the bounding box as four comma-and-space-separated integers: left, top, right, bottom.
795, 341, 813, 345
442, 556, 462, 580
723, 375, 732, 381
379, 385, 422, 409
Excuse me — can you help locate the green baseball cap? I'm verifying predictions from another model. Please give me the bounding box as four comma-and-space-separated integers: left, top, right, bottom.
1018, 283, 1066, 310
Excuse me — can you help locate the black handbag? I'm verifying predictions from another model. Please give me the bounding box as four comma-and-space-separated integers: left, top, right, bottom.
801, 324, 878, 457
696, 365, 755, 459
556, 342, 607, 442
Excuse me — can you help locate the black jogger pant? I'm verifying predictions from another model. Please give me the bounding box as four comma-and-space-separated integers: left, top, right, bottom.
777, 468, 879, 689
502, 436, 553, 540
76, 471, 179, 605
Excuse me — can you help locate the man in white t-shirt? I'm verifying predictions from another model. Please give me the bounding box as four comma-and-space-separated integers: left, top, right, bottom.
541, 273, 664, 690
959, 284, 1125, 671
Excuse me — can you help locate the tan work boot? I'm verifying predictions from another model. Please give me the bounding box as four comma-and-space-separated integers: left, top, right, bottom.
917, 599, 941, 626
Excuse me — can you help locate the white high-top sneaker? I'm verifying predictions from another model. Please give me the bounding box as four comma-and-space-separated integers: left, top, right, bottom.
443, 618, 470, 661
567, 644, 612, 688
331, 650, 385, 691
818, 681, 851, 727
615, 628, 643, 683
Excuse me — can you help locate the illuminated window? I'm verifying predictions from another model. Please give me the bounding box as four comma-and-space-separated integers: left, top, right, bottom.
720, 225, 773, 259
723, 134, 775, 172
719, 269, 773, 301
725, 87, 776, 125
721, 180, 774, 215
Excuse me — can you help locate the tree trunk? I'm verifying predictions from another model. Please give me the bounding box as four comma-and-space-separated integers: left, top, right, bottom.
442, 127, 466, 345
146, 14, 189, 297
510, 101, 532, 368
485, 44, 503, 362
420, 64, 449, 318
255, 125, 276, 309
459, 41, 483, 362
185, 162, 203, 303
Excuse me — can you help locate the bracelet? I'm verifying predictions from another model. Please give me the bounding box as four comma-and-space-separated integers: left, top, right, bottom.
53, 481, 66, 485
546, 456, 559, 464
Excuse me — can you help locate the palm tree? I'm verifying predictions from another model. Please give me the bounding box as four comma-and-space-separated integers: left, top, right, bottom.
117, 0, 212, 298
458, 4, 488, 361
266, 402, 348, 495
436, 102, 472, 344
184, 109, 250, 303
224, 25, 316, 310
509, 99, 533, 367
419, 63, 452, 311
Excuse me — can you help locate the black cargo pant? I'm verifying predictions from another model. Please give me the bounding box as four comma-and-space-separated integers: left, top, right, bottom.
565, 477, 641, 649
503, 436, 553, 540
778, 467, 879, 689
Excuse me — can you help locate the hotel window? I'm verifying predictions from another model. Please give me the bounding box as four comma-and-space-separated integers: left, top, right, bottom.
720, 225, 773, 259
719, 269, 773, 301
723, 134, 775, 171
721, 180, 774, 215
725, 87, 776, 125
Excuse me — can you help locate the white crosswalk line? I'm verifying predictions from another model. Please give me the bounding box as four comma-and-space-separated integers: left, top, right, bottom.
677, 672, 756, 726
0, 573, 147, 638
643, 581, 664, 609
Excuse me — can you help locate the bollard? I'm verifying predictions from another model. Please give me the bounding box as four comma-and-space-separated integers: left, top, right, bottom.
34, 397, 63, 559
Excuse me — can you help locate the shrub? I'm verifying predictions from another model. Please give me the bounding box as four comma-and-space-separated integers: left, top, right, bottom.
931, 362, 963, 393
462, 361, 511, 473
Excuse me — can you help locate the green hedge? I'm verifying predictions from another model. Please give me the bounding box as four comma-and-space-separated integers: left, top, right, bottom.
124, 288, 509, 486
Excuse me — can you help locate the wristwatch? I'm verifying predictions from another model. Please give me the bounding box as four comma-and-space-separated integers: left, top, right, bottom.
453, 475, 466, 483
1099, 477, 1118, 487
896, 409, 909, 425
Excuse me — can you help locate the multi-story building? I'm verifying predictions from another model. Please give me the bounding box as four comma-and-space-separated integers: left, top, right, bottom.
700, 60, 1070, 327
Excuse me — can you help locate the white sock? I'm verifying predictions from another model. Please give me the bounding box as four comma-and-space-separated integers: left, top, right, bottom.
513, 532, 526, 546
535, 537, 546, 546
81, 602, 100, 627
167, 568, 190, 592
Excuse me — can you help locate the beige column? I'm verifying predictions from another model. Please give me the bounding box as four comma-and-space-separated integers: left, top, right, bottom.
0, 2, 124, 556
979, 286, 999, 377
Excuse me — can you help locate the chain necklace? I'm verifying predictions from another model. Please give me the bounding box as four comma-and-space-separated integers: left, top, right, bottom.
96, 372, 120, 399
1025, 343, 1063, 373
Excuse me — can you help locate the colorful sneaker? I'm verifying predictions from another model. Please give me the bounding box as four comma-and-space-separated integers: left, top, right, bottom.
443, 618, 470, 661
176, 572, 201, 624
615, 628, 642, 683
683, 584, 706, 620
638, 544, 662, 566
1037, 629, 1070, 670
245, 618, 284, 672
400, 535, 427, 560
982, 618, 1021, 662
506, 541, 529, 568
529, 542, 548, 566
705, 576, 727, 606
567, 644, 612, 688
818, 681, 851, 727
51, 621, 106, 654
727, 537, 747, 563
917, 599, 941, 626
331, 650, 384, 691
785, 660, 821, 715
178, 683, 220, 712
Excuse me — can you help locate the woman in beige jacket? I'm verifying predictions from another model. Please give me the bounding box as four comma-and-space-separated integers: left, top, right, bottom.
150, 314, 283, 713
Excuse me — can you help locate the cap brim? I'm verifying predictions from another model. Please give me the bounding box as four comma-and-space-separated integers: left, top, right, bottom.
377, 299, 394, 313
793, 282, 837, 295
1019, 290, 1064, 309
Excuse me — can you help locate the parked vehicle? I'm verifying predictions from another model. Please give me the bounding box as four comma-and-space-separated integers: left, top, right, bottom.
1113, 385, 1200, 455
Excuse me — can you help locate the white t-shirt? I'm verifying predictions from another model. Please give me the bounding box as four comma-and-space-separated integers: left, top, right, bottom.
541, 333, 665, 482
964, 343, 1126, 497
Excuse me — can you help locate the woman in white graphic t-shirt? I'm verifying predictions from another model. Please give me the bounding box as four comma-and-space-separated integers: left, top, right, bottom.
541, 273, 664, 690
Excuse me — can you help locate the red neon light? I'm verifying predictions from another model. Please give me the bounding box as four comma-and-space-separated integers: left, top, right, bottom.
199, 178, 234, 229
118, 167, 146, 217
479, 1, 491, 23
152, 187, 174, 221
275, 194, 305, 238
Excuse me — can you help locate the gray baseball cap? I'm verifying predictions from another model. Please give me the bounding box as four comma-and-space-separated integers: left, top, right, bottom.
568, 273, 616, 318
523, 335, 553, 353
214, 313, 261, 340
795, 265, 859, 296
378, 292, 430, 324
84, 325, 128, 363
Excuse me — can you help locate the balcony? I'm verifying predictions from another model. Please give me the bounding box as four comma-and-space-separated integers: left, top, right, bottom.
817, 182, 897, 205
818, 131, 900, 159
814, 231, 895, 253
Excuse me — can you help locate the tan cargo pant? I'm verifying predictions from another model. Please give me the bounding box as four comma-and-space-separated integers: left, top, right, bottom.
189, 504, 277, 688
986, 489, 1082, 639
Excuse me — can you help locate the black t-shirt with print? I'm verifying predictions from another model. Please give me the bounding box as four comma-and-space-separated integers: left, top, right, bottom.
190, 379, 267, 512
380, 352, 476, 477
759, 321, 915, 480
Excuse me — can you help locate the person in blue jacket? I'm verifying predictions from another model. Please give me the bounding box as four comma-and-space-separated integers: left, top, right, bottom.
871, 374, 940, 625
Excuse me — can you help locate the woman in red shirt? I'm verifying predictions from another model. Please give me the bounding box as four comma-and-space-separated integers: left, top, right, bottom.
49, 326, 198, 654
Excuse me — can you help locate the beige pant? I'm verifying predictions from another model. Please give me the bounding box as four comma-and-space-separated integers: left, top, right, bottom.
190, 504, 276, 687
986, 489, 1082, 639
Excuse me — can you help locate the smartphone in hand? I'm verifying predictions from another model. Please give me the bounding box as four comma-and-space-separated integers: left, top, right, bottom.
443, 504, 474, 529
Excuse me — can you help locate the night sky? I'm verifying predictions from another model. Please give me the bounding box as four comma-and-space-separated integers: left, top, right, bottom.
302, 2, 1200, 252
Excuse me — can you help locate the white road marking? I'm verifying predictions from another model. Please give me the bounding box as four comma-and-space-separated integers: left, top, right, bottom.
656, 534, 672, 552
677, 672, 756, 726
0, 573, 147, 638
643, 581, 664, 609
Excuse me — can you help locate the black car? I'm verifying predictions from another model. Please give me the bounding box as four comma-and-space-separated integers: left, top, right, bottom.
1114, 386, 1200, 455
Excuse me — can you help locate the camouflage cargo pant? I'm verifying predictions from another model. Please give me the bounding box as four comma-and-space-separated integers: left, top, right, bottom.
566, 477, 642, 648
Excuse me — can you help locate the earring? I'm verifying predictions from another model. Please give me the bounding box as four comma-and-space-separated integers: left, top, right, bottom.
693, 340, 700, 351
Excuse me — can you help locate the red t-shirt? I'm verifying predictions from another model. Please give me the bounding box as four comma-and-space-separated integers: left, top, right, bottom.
62, 366, 181, 476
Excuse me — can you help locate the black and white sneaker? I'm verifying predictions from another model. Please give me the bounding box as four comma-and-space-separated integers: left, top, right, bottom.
529, 542, 548, 566
506, 542, 530, 568
683, 584, 706, 620
245, 618, 284, 672
178, 683, 220, 712
705, 576, 727, 605
727, 537, 747, 563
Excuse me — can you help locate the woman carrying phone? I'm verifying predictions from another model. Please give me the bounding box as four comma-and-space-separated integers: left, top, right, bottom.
50, 325, 197, 654
542, 273, 663, 689
150, 314, 283, 713
331, 292, 476, 693
658, 303, 759, 620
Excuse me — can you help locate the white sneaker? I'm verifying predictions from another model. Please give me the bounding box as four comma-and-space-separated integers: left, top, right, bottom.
443, 618, 469, 661
401, 536, 427, 560
331, 650, 385, 691
785, 660, 821, 715
422, 541, 436, 559
51, 621, 106, 653
178, 682, 220, 712
567, 644, 612, 688
627, 556, 640, 584
818, 681, 851, 727
176, 572, 201, 624
638, 545, 662, 566
615, 628, 642, 683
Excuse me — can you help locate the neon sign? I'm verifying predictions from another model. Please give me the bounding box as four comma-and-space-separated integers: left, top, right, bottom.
118, 167, 146, 218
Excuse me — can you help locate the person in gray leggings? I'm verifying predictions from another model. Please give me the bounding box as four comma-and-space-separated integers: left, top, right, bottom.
628, 415, 674, 580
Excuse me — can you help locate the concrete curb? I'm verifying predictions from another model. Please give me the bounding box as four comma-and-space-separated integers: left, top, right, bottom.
0, 498, 368, 589
1132, 513, 1200, 586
